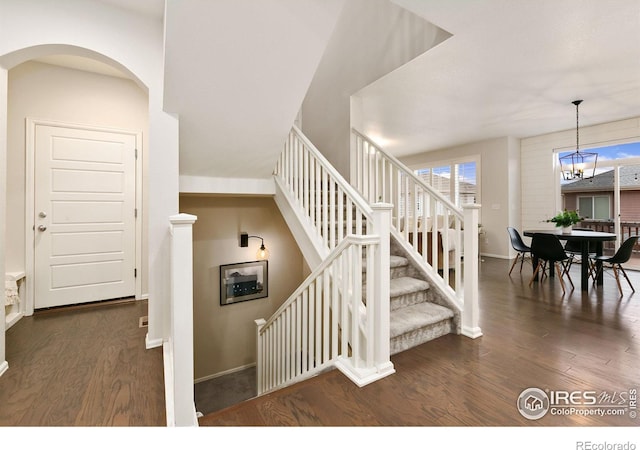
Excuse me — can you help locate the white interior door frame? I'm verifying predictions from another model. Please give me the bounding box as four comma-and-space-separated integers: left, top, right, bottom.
25, 118, 144, 315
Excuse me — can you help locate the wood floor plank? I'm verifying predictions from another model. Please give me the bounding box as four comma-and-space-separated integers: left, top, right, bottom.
0, 299, 165, 426
200, 257, 640, 427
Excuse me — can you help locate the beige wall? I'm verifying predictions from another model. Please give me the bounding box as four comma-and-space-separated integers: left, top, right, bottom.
6, 61, 149, 294
179, 195, 305, 381
400, 136, 520, 259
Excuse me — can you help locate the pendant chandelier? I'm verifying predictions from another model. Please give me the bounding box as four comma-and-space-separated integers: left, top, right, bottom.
559, 100, 598, 181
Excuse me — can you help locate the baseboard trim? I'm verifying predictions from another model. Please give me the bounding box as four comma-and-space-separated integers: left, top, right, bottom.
462, 326, 483, 339
195, 362, 256, 384
0, 360, 8, 378
481, 253, 510, 259
5, 311, 23, 330
146, 333, 163, 349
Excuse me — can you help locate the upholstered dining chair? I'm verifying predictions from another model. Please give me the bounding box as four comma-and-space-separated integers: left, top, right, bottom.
528, 233, 574, 294
507, 227, 531, 275
589, 235, 639, 296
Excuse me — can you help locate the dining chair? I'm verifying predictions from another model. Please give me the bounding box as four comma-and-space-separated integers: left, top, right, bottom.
589, 235, 639, 296
528, 233, 574, 293
507, 227, 531, 275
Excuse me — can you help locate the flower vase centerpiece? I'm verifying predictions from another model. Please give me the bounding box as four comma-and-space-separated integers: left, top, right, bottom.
547, 209, 582, 233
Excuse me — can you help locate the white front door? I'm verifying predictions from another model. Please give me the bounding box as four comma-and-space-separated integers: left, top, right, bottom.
34, 124, 136, 309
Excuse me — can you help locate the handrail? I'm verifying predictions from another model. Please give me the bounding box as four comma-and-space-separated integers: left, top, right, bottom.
351, 128, 481, 338
259, 234, 378, 331
275, 126, 375, 255
352, 128, 463, 293
255, 231, 393, 395
262, 128, 395, 394
351, 128, 462, 217
293, 125, 374, 219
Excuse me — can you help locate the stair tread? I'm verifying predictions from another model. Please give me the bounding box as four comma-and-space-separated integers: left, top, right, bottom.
390, 255, 408, 268
390, 277, 429, 297
390, 302, 454, 337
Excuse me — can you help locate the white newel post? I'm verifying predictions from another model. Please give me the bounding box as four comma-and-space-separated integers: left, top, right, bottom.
254, 318, 266, 395
169, 213, 198, 426
462, 205, 482, 338
371, 203, 395, 376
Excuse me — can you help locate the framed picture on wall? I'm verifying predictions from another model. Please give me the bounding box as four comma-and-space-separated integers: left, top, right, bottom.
220, 260, 268, 306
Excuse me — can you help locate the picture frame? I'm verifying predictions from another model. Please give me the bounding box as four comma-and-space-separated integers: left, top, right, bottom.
220, 260, 268, 305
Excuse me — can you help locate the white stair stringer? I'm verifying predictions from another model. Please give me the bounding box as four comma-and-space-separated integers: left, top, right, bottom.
273, 175, 327, 271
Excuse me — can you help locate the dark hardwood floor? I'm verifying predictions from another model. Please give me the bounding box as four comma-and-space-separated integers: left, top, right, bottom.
200, 256, 640, 427
0, 299, 165, 426
2, 257, 638, 435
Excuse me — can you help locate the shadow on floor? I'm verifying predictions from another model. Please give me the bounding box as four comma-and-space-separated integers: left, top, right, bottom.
194, 366, 257, 416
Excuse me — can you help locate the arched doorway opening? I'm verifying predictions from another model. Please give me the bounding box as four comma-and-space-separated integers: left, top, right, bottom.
2, 45, 149, 333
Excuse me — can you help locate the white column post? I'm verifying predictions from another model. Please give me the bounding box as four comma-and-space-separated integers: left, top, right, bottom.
462, 204, 483, 338
169, 213, 198, 426
371, 203, 395, 375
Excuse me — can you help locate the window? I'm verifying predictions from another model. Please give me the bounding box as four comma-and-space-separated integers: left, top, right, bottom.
578, 196, 610, 220
558, 142, 640, 184
415, 160, 478, 207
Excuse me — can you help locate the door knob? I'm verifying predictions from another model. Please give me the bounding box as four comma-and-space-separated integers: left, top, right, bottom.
38, 225, 47, 232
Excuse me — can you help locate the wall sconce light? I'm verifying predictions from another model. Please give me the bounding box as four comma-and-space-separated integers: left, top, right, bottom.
240, 232, 269, 260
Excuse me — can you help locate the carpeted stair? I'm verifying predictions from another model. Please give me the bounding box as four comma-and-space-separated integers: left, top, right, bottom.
322, 200, 458, 355
387, 245, 457, 355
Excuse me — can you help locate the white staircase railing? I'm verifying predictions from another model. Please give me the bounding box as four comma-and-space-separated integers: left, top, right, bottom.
255, 230, 393, 395
275, 126, 375, 258
351, 129, 482, 339
257, 126, 395, 394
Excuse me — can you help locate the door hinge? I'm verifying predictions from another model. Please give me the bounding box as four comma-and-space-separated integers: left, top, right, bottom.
134, 208, 138, 218
134, 268, 137, 278
135, 148, 138, 159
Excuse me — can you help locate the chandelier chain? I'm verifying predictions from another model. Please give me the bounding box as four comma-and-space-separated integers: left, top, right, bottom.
576, 102, 579, 151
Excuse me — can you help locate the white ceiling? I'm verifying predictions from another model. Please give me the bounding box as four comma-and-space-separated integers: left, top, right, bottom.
162, 0, 348, 179
96, 0, 164, 19
361, 0, 640, 156
43, 0, 640, 175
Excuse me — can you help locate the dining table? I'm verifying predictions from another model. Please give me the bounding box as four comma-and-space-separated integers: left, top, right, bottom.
523, 229, 617, 291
